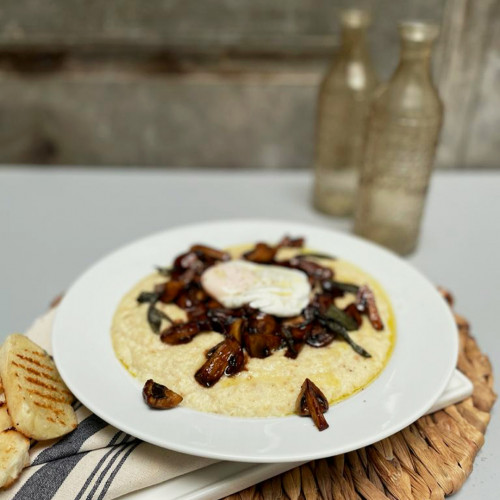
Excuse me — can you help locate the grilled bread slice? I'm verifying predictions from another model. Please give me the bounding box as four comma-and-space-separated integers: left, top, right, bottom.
0, 334, 77, 440
0, 429, 30, 488
0, 390, 13, 432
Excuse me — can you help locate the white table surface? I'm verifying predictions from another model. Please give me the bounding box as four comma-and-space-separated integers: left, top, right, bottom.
0, 167, 498, 499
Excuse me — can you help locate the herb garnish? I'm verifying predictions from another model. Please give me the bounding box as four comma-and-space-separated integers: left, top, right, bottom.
147, 304, 174, 334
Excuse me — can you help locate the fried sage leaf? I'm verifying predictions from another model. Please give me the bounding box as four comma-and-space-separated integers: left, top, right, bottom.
324, 320, 371, 358
147, 304, 174, 334
195, 338, 245, 388
325, 304, 359, 331
321, 279, 359, 295
156, 266, 171, 277
296, 378, 329, 431
142, 379, 183, 409
137, 291, 160, 304
295, 252, 335, 261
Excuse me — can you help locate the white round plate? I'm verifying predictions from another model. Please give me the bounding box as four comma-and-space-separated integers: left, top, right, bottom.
52, 220, 458, 463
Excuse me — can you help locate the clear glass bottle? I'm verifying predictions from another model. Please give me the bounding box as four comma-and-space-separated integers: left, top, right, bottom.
313, 9, 378, 216
354, 22, 443, 255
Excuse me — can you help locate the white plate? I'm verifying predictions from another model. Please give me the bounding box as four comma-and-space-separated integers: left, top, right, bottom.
120, 370, 474, 500
52, 219, 458, 463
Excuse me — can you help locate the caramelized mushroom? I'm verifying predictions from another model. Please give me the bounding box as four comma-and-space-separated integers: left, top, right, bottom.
242, 313, 279, 357
205, 298, 224, 309
281, 316, 311, 358
173, 251, 203, 272
195, 338, 245, 387
311, 293, 336, 316
243, 332, 282, 358
306, 323, 335, 347
186, 302, 208, 320
243, 243, 277, 264
205, 340, 223, 359
296, 378, 329, 431
142, 379, 183, 409
343, 303, 363, 328
281, 316, 310, 340
207, 308, 240, 334
159, 280, 184, 303
287, 258, 333, 283
168, 268, 189, 285
190, 244, 230, 262
247, 334, 282, 358
160, 321, 202, 344
175, 285, 208, 309
356, 285, 384, 331
227, 317, 245, 344
277, 236, 305, 248
140, 236, 375, 379
247, 312, 278, 336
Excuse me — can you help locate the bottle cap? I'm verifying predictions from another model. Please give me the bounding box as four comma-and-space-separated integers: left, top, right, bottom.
398, 21, 439, 42
340, 9, 371, 28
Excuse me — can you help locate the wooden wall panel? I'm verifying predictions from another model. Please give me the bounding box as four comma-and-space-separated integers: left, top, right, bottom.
435, 0, 499, 168
465, 2, 500, 168
0, 0, 497, 168
0, 70, 318, 167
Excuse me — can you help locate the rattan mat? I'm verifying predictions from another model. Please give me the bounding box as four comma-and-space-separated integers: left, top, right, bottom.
224, 291, 497, 500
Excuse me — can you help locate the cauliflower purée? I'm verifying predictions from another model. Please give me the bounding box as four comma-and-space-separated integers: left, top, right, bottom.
111, 247, 395, 417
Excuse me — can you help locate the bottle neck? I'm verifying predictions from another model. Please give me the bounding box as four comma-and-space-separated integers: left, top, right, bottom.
339, 27, 368, 58
393, 40, 434, 80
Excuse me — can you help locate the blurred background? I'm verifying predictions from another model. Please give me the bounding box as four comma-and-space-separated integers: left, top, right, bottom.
0, 0, 498, 169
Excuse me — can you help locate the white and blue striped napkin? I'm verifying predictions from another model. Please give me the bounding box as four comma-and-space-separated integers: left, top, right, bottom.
0, 308, 215, 500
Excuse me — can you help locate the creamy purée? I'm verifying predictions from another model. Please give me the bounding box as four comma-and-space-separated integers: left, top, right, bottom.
111, 247, 395, 417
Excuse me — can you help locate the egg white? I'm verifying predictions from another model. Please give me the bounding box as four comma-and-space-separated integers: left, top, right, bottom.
200, 260, 311, 317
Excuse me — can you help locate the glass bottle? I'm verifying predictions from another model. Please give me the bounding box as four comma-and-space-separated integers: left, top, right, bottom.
354, 22, 443, 255
313, 9, 378, 216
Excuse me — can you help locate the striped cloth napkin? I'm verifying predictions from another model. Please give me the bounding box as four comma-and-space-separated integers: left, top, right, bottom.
0, 308, 216, 500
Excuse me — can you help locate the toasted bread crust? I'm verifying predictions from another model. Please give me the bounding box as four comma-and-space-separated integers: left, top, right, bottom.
0, 335, 77, 440
0, 429, 30, 488
0, 393, 13, 432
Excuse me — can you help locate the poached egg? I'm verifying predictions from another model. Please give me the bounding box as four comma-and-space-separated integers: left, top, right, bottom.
201, 260, 311, 317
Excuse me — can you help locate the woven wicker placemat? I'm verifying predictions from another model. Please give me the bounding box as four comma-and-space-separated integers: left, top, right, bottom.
224, 291, 497, 500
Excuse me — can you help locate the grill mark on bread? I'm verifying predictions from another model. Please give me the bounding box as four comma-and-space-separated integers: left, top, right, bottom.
15, 353, 55, 371
12, 361, 61, 384
32, 400, 65, 417
23, 349, 46, 359
46, 415, 65, 425
2, 335, 78, 440
23, 376, 63, 394
23, 388, 69, 404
